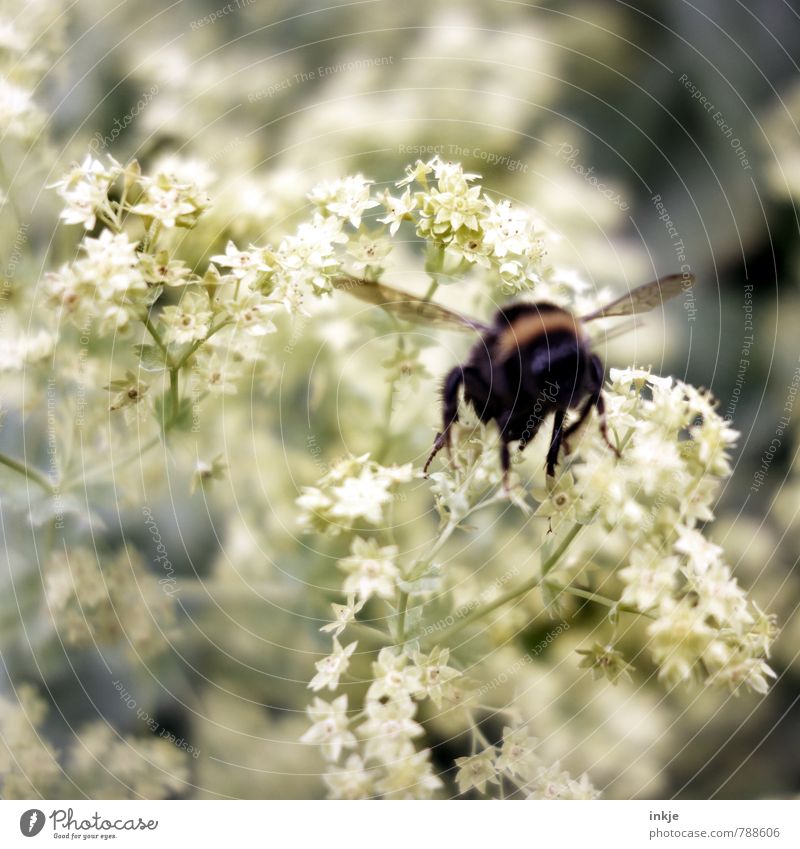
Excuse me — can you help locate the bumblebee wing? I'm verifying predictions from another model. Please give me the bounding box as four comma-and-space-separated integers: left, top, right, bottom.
333, 276, 490, 333
580, 273, 692, 322
586, 317, 644, 345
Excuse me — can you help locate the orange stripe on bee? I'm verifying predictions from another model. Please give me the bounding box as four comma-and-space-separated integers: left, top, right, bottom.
494, 309, 580, 361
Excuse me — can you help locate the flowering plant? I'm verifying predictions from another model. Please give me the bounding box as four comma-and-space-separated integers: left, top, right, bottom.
0, 150, 777, 800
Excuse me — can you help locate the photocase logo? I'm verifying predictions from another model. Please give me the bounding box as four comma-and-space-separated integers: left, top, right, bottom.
19, 809, 46, 837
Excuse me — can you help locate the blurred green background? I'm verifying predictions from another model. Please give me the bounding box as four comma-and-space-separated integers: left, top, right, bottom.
1, 0, 799, 799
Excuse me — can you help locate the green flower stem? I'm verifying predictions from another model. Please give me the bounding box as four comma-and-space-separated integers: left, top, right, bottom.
422, 279, 439, 302
64, 323, 225, 492
424, 241, 446, 289
0, 452, 55, 493
564, 585, 656, 620
142, 312, 173, 367
171, 320, 231, 371
97, 209, 122, 234
175, 585, 394, 645
114, 178, 130, 229
470, 718, 492, 752
168, 369, 180, 422
63, 379, 183, 491
428, 521, 585, 644
426, 492, 509, 562
141, 220, 161, 253
348, 621, 396, 645
394, 491, 524, 644
375, 330, 403, 464
396, 590, 410, 642
65, 432, 163, 490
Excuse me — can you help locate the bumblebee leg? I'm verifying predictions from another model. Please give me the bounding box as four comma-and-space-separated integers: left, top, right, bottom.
500, 438, 511, 492
563, 396, 594, 442
424, 366, 463, 476
546, 409, 566, 477
561, 395, 594, 456
595, 392, 621, 458
491, 411, 515, 491
516, 416, 544, 454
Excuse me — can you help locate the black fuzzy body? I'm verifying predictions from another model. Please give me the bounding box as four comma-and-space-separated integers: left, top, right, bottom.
426, 302, 613, 480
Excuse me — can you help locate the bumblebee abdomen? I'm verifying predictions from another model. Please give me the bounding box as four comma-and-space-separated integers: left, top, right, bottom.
492, 303, 581, 363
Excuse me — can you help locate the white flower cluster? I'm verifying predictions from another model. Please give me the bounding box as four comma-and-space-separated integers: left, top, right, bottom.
302, 645, 461, 799
536, 368, 777, 694
0, 4, 61, 141
455, 726, 599, 799
46, 229, 151, 333
45, 157, 213, 335
49, 155, 125, 230
428, 414, 531, 522
296, 453, 414, 535
309, 174, 380, 228
381, 157, 547, 291
213, 159, 549, 310
45, 546, 176, 660
0, 685, 187, 799
0, 329, 55, 372
44, 154, 281, 423
131, 168, 210, 229
211, 214, 346, 316
49, 156, 209, 232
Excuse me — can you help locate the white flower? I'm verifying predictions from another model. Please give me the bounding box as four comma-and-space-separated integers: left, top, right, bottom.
80, 230, 144, 298
320, 595, 365, 638
297, 454, 412, 534
692, 415, 739, 476
455, 748, 498, 795
323, 754, 374, 799
608, 366, 668, 394
309, 175, 379, 228
226, 296, 278, 336
494, 726, 539, 778
647, 598, 716, 688
270, 214, 345, 304
629, 433, 686, 495
160, 292, 213, 345
359, 694, 424, 762
481, 197, 533, 258
330, 473, 393, 524
377, 187, 417, 235
210, 241, 270, 287
619, 549, 679, 611
191, 349, 241, 395
308, 639, 358, 692
527, 763, 599, 799
374, 749, 442, 799
339, 537, 399, 602
300, 695, 356, 762
132, 185, 195, 228
396, 159, 435, 187
675, 526, 724, 574
418, 176, 484, 238
411, 647, 460, 707
0, 78, 42, 140
46, 229, 149, 333
48, 155, 121, 229
367, 647, 422, 702
706, 653, 776, 695
131, 171, 209, 228
0, 330, 55, 372
687, 562, 751, 628
447, 230, 491, 266
346, 233, 393, 273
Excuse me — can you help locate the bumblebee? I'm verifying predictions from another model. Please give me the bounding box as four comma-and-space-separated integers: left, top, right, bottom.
334, 273, 690, 485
